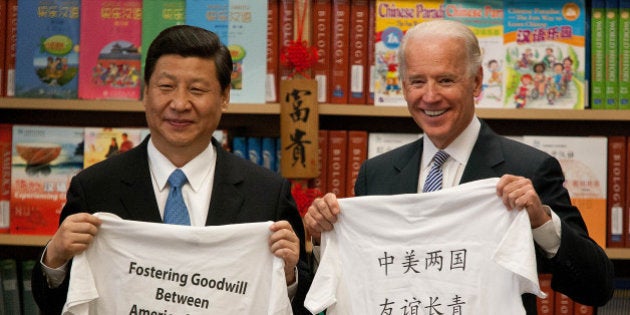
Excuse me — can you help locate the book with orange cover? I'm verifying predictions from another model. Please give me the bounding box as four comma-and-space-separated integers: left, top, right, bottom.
267, 0, 280, 103
327, 130, 347, 197
348, 0, 369, 104
309, 129, 329, 192
0, 124, 11, 233
536, 273, 554, 314
329, 0, 350, 104
311, 0, 331, 103
607, 136, 626, 247
573, 302, 594, 314
4, 0, 18, 97
278, 0, 295, 82
555, 291, 574, 315
0, 1, 7, 97
345, 130, 367, 196
366, 0, 376, 105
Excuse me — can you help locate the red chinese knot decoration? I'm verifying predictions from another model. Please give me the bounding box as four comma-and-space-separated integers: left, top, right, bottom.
291, 182, 323, 217
280, 1, 318, 78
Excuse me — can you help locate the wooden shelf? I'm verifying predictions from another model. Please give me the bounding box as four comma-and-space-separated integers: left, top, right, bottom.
0, 234, 49, 247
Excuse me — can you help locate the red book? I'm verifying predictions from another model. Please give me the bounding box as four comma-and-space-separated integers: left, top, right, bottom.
4, 0, 18, 97
554, 291, 574, 315
607, 136, 626, 247
309, 129, 329, 193
311, 0, 332, 103
573, 302, 594, 315
266, 0, 279, 103
537, 273, 555, 315
366, 0, 376, 105
0, 1, 7, 97
327, 130, 347, 197
345, 130, 367, 196
278, 0, 295, 81
348, 0, 369, 104
0, 124, 11, 233
329, 0, 350, 104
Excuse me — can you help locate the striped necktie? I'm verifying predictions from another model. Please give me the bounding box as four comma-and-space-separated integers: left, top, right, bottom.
423, 150, 450, 192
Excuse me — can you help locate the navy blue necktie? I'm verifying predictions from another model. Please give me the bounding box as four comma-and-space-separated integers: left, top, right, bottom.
423, 151, 450, 192
164, 169, 191, 225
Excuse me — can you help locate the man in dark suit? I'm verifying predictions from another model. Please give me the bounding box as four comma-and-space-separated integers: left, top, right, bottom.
32, 25, 311, 314
303, 19, 613, 314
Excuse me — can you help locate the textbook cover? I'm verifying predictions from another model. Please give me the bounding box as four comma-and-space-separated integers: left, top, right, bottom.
141, 0, 185, 80
374, 0, 445, 106
445, 0, 505, 108
10, 125, 84, 235
15, 0, 80, 99
78, 0, 142, 100
503, 0, 586, 109
83, 127, 146, 168
186, 0, 267, 104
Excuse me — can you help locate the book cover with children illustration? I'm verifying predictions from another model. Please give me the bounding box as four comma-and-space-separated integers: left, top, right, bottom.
503, 0, 586, 109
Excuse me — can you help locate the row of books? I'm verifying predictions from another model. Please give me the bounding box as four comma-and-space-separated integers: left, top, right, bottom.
0, 258, 38, 315
2, 0, 629, 110
536, 273, 595, 314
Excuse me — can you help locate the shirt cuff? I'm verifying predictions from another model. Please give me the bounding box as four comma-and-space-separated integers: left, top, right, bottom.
287, 266, 298, 300
532, 205, 561, 258
39, 245, 69, 288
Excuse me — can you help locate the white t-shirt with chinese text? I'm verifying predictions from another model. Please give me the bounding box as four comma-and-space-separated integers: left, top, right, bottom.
304, 178, 544, 314
63, 213, 292, 315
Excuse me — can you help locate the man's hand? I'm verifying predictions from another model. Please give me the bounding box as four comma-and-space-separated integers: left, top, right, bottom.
45, 213, 102, 268
302, 192, 341, 244
269, 221, 300, 285
496, 174, 551, 228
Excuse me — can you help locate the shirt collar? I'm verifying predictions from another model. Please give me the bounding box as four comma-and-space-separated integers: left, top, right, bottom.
422, 116, 481, 167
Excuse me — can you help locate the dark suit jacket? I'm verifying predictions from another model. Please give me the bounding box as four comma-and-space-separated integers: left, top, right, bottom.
32, 136, 312, 315
354, 120, 614, 314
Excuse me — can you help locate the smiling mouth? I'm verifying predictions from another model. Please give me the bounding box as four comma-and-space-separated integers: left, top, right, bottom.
424, 109, 447, 117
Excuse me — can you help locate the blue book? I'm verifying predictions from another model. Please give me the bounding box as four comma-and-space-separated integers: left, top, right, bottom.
15, 0, 80, 98
247, 137, 262, 165
262, 137, 276, 171
185, 0, 267, 103
232, 136, 247, 159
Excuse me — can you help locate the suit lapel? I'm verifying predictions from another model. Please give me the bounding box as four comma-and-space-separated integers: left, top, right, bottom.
206, 139, 245, 226
391, 138, 423, 194
460, 121, 504, 184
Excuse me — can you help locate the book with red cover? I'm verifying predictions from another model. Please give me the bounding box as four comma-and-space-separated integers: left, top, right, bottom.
78, 0, 142, 100
345, 130, 367, 196
366, 0, 376, 105
0, 124, 11, 233
327, 130, 347, 197
266, 0, 280, 103
348, 0, 369, 104
607, 136, 626, 247
309, 129, 329, 192
573, 302, 594, 314
0, 1, 7, 97
4, 0, 18, 97
329, 0, 350, 104
536, 273, 554, 315
554, 291, 574, 315
278, 0, 295, 82
311, 0, 331, 103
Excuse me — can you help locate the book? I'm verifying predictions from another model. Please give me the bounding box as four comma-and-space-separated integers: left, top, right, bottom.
1, 258, 20, 315
311, 0, 332, 103
327, 130, 347, 197
185, 0, 267, 104
329, 0, 351, 104
605, 0, 620, 109
367, 132, 422, 159
555, 291, 575, 315
232, 136, 247, 159
278, 0, 295, 82
445, 0, 505, 108
262, 137, 277, 172
15, 0, 80, 99
20, 259, 38, 315
536, 273, 554, 314
374, 0, 444, 106
10, 125, 84, 235
266, 0, 279, 103
625, 136, 630, 247
366, 0, 376, 105
590, 0, 607, 109
573, 302, 594, 315
345, 130, 367, 196
0, 1, 7, 97
0, 124, 11, 233
503, 0, 586, 109
83, 127, 146, 168
620, 0, 630, 110
4, 0, 18, 97
348, 0, 369, 104
141, 0, 185, 81
607, 136, 627, 247
78, 0, 142, 100
247, 136, 262, 165
521, 136, 608, 248
309, 129, 328, 192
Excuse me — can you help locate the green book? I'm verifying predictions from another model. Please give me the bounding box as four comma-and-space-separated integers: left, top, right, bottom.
141, 0, 186, 78
620, 0, 630, 109
20, 260, 39, 315
591, 0, 606, 109
1, 259, 21, 315
605, 0, 620, 109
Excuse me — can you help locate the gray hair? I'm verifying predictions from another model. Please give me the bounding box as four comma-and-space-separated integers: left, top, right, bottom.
397, 20, 482, 80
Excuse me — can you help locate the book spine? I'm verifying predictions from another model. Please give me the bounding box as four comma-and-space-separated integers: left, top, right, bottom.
573, 302, 594, 315
247, 137, 262, 166
0, 124, 11, 233
327, 130, 347, 197
1, 259, 21, 315
4, 0, 17, 97
536, 273, 554, 315
232, 136, 248, 160
309, 129, 329, 192
20, 260, 38, 315
345, 130, 367, 197
366, 0, 376, 105
0, 1, 6, 97
554, 291, 574, 315
262, 137, 277, 172
278, 0, 295, 81
620, 0, 630, 109
266, 0, 279, 102
591, 0, 607, 109
348, 0, 369, 104
329, 0, 350, 104
312, 0, 331, 103
605, 0, 620, 109
607, 136, 626, 247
